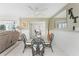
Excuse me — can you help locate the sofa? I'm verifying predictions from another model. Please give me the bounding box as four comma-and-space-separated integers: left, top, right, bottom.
0, 31, 19, 54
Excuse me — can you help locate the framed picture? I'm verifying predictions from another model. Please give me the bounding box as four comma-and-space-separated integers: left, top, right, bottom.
20, 20, 28, 29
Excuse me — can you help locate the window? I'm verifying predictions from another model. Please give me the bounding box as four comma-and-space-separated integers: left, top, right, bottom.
57, 22, 67, 29
0, 20, 16, 31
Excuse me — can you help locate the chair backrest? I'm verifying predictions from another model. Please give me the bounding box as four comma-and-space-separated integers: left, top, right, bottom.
50, 33, 54, 43
21, 33, 27, 43
31, 37, 45, 48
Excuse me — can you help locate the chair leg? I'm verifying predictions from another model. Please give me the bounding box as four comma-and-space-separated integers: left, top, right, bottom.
23, 44, 27, 53
50, 45, 53, 52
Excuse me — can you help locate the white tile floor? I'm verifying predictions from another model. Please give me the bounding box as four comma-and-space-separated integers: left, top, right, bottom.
0, 41, 67, 56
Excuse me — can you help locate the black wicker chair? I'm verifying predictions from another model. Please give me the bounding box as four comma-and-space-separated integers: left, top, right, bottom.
31, 37, 45, 56
50, 33, 54, 52
21, 33, 27, 53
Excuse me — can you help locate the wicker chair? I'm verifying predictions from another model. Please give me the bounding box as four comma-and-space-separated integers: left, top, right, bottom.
50, 33, 54, 52
31, 37, 45, 56
20, 33, 27, 53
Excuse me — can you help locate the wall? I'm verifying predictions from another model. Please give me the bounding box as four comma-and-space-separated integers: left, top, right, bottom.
49, 19, 55, 31
52, 4, 79, 56
52, 4, 79, 31
53, 30, 79, 56
66, 4, 79, 31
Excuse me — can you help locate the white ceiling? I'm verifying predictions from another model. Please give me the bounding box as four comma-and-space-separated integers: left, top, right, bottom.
55, 10, 66, 18
0, 3, 67, 18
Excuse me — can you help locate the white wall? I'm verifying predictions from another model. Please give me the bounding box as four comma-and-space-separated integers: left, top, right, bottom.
66, 4, 79, 31
53, 30, 79, 56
